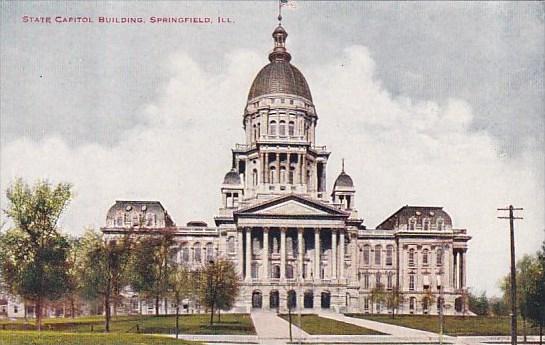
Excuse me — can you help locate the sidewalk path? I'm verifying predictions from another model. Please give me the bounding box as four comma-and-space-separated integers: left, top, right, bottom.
251, 311, 309, 345
318, 311, 452, 339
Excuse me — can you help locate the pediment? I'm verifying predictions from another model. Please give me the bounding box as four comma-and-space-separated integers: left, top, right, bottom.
235, 195, 347, 218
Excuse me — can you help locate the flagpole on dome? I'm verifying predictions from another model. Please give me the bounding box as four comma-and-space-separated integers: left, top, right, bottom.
278, 0, 283, 24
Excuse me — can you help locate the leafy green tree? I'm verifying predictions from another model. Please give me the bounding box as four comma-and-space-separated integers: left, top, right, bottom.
385, 286, 404, 318
525, 241, 545, 345
128, 232, 176, 315
468, 290, 489, 316
170, 265, 196, 339
489, 296, 509, 316
370, 283, 386, 314
198, 259, 240, 326
79, 229, 132, 332
0, 179, 72, 330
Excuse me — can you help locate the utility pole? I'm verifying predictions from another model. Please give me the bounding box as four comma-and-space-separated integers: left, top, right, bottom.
498, 205, 523, 345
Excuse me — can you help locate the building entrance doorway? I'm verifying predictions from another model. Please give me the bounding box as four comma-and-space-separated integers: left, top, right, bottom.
252, 291, 262, 309
321, 291, 331, 309
269, 290, 279, 309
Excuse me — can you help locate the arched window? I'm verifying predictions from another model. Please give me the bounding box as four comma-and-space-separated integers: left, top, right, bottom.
251, 263, 259, 279
375, 272, 381, 287
286, 265, 294, 279
194, 243, 201, 263
252, 169, 258, 186
269, 167, 276, 183
387, 272, 393, 289
206, 242, 214, 262
181, 244, 190, 263
288, 121, 295, 136
227, 236, 235, 254
269, 120, 277, 136
422, 249, 429, 266
408, 217, 416, 230
279, 120, 286, 136
436, 248, 443, 266
271, 265, 280, 279
423, 218, 430, 231
116, 216, 123, 227
408, 249, 415, 266
385, 245, 393, 266
374, 245, 382, 266
409, 274, 416, 291
409, 297, 416, 312
363, 273, 369, 289
363, 245, 370, 265
437, 218, 444, 231
280, 166, 287, 184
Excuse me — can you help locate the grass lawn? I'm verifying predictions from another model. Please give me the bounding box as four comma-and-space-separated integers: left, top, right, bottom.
0, 331, 201, 345
346, 314, 541, 336
280, 314, 385, 335
0, 313, 255, 335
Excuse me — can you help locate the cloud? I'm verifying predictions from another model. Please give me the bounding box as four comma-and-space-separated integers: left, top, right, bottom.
1, 45, 543, 295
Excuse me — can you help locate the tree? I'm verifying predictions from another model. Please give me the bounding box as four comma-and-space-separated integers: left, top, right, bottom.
525, 241, 545, 345
370, 283, 386, 314
385, 286, 404, 318
170, 265, 196, 339
128, 232, 175, 315
79, 229, 132, 332
198, 259, 240, 326
468, 290, 489, 316
0, 179, 73, 331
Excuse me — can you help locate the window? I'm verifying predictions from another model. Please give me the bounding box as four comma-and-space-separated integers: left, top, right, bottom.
374, 245, 382, 266
364, 297, 369, 311
375, 272, 381, 287
194, 243, 201, 263
422, 249, 429, 266
363, 245, 370, 265
124, 213, 130, 225
408, 248, 415, 266
256, 123, 260, 138
363, 273, 369, 289
227, 236, 235, 254
269, 120, 277, 135
409, 217, 416, 230
288, 121, 295, 136
251, 263, 259, 279
116, 216, 123, 226
423, 218, 430, 231
386, 245, 393, 266
206, 242, 214, 262
269, 167, 276, 183
436, 248, 443, 266
288, 167, 294, 184
279, 120, 286, 136
409, 297, 416, 312
280, 166, 287, 184
253, 124, 257, 140
252, 169, 258, 186
182, 245, 190, 263
409, 274, 415, 291
271, 265, 280, 279
437, 218, 444, 231
387, 272, 393, 289
13, 305, 18, 314
286, 265, 294, 279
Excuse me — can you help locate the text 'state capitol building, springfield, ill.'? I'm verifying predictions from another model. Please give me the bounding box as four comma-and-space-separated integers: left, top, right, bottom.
102, 24, 471, 315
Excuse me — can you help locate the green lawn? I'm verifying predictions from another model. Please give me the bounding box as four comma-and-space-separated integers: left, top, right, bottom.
346, 314, 541, 336
0, 314, 256, 335
280, 314, 385, 335
0, 331, 201, 345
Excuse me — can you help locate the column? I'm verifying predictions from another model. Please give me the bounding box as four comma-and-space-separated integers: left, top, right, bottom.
459, 251, 465, 289
245, 227, 252, 282
453, 251, 458, 289
302, 154, 307, 185
237, 229, 244, 277
298, 228, 304, 279
296, 153, 302, 184
339, 230, 345, 279
331, 229, 337, 280
314, 229, 320, 281
263, 227, 269, 280
276, 152, 281, 184
280, 228, 286, 280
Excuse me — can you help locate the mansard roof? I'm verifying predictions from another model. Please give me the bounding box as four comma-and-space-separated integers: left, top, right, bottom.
376, 205, 452, 230
105, 200, 174, 227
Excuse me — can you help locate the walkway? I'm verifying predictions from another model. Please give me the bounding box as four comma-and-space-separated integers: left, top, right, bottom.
251, 311, 309, 345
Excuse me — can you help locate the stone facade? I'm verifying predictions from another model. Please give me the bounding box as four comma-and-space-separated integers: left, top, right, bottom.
101, 24, 471, 316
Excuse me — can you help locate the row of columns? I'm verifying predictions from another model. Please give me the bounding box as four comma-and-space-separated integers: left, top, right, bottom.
259, 152, 310, 185
452, 250, 466, 289
241, 227, 345, 282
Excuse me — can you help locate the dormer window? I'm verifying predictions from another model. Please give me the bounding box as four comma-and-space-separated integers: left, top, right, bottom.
437, 218, 444, 231
408, 217, 416, 230
422, 218, 430, 231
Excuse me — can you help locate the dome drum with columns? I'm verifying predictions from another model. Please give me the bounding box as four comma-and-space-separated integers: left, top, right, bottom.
101, 23, 471, 316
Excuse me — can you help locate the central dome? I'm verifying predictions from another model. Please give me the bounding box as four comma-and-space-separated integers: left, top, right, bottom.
247, 25, 313, 102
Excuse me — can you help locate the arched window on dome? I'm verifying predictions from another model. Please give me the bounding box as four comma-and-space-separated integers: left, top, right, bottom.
422, 218, 430, 231
436, 218, 444, 231
280, 166, 287, 184
269, 166, 276, 184
252, 169, 258, 186
279, 120, 286, 136
408, 217, 416, 231
269, 120, 277, 136
288, 121, 295, 136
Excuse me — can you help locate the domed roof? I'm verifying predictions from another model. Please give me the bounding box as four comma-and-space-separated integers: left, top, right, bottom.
334, 171, 354, 189
247, 25, 313, 102
223, 169, 241, 185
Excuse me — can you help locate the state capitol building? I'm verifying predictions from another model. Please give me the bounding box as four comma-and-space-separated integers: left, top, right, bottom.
102, 23, 471, 316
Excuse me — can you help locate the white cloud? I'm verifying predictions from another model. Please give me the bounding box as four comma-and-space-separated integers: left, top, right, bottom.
1, 45, 543, 295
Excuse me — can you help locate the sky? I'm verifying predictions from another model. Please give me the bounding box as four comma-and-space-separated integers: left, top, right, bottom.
1, 1, 543, 296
